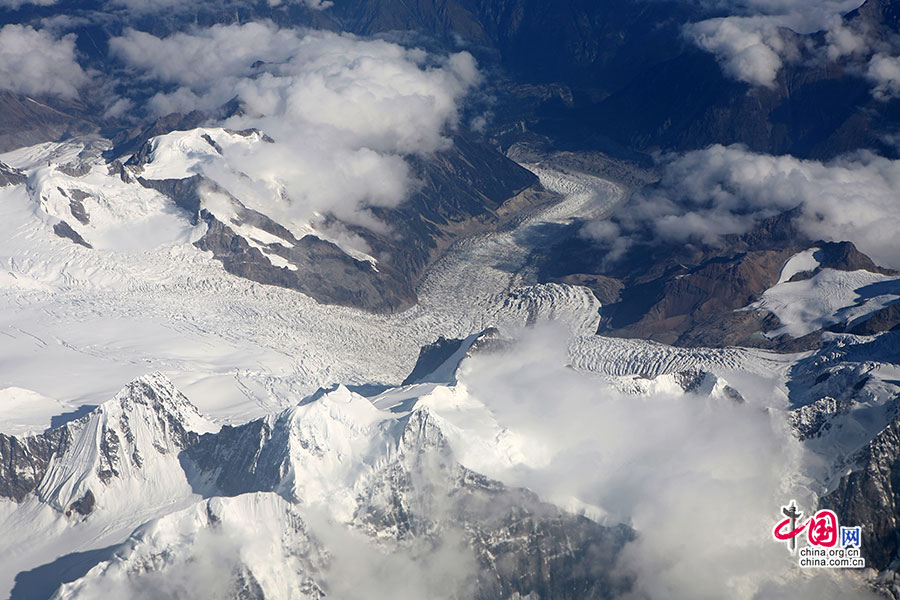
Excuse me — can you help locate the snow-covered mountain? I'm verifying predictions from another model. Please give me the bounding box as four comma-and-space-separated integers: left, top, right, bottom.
1, 125, 540, 315
2, 3, 900, 597
1, 130, 898, 598
3, 355, 641, 599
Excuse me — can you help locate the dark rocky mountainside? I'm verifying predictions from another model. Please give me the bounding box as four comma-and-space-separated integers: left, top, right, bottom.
0, 0, 897, 319
129, 130, 542, 313
0, 161, 25, 186
821, 402, 900, 573
316, 0, 900, 160
0, 92, 97, 153
0, 374, 635, 599
537, 206, 898, 349
0, 374, 204, 509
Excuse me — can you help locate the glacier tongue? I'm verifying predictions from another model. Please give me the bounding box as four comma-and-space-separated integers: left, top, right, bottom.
0, 135, 621, 426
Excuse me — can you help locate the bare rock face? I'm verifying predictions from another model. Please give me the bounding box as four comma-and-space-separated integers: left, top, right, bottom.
196, 215, 413, 313
0, 161, 25, 187
134, 168, 413, 312
0, 428, 72, 503
132, 129, 540, 314
538, 199, 899, 350
820, 410, 900, 571
537, 207, 807, 347
0, 92, 97, 153
839, 303, 900, 336
52, 221, 92, 249
599, 248, 800, 346
401, 328, 502, 385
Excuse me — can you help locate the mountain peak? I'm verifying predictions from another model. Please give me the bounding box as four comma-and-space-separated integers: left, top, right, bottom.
0, 373, 214, 516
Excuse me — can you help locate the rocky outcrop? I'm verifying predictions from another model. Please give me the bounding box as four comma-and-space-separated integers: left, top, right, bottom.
65, 189, 91, 225
537, 203, 899, 350
820, 410, 900, 570
349, 132, 541, 310
0, 428, 72, 503
793, 242, 899, 281
52, 221, 92, 249
402, 336, 467, 385
136, 175, 207, 222
0, 92, 97, 154
197, 216, 412, 313
401, 328, 503, 385
842, 302, 900, 336
0, 162, 25, 187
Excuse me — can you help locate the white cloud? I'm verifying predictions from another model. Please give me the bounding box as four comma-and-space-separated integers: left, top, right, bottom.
686, 17, 794, 87
106, 0, 181, 13
867, 53, 900, 100
696, 0, 865, 34
0, 25, 88, 99
268, 0, 332, 8
684, 1, 868, 87
824, 15, 869, 60
453, 324, 874, 600
0, 0, 56, 7
107, 0, 330, 12
109, 23, 480, 229
585, 144, 900, 270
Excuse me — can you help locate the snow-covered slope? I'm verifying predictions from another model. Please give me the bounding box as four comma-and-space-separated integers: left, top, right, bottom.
0, 374, 218, 596
31, 331, 862, 600
32, 374, 633, 600
53, 492, 328, 600
752, 266, 900, 338
0, 133, 895, 599
4, 137, 194, 252
0, 137, 621, 428
0, 387, 71, 437
33, 372, 216, 513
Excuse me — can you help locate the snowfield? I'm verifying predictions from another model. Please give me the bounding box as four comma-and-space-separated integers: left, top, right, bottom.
750, 249, 900, 338
0, 138, 631, 428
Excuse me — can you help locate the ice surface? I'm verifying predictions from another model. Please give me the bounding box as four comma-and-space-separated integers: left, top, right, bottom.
0, 136, 884, 599
0, 387, 70, 437
751, 267, 900, 338
777, 247, 820, 284
0, 140, 631, 431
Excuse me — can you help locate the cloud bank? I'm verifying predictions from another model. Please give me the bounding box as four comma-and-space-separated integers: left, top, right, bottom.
867, 53, 900, 100
683, 0, 883, 88
0, 0, 56, 7
686, 17, 798, 87
583, 144, 900, 270
0, 25, 88, 99
455, 324, 875, 600
109, 23, 480, 230
107, 0, 330, 14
